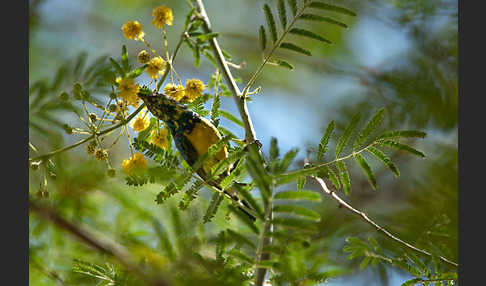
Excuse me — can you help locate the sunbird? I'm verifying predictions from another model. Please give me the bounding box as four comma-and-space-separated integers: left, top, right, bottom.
137, 89, 256, 221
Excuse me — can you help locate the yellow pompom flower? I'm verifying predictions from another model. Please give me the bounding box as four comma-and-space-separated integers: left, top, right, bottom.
184, 79, 205, 102
152, 5, 173, 28
121, 20, 145, 40
131, 115, 150, 132
122, 153, 147, 175
150, 128, 169, 149
116, 77, 140, 107
163, 83, 185, 101
146, 56, 166, 79
137, 50, 151, 64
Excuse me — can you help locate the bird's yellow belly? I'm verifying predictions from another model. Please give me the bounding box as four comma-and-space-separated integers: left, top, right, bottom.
184, 118, 228, 174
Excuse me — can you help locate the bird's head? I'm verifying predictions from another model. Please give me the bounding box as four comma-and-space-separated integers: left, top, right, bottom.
137, 86, 187, 124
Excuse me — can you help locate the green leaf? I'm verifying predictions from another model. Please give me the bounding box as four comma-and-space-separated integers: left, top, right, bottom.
377, 130, 427, 140
288, 0, 298, 16
270, 137, 280, 161
280, 42, 312, 56
274, 59, 294, 70
156, 182, 179, 204
278, 0, 288, 29
226, 229, 256, 249
263, 4, 278, 43
201, 50, 217, 67
309, 2, 357, 16
127, 64, 147, 79
297, 176, 306, 190
197, 32, 220, 42
336, 112, 361, 157
366, 146, 400, 177
109, 57, 124, 77
259, 25, 267, 51
377, 140, 426, 158
317, 120, 334, 162
245, 143, 272, 201
203, 192, 224, 223
274, 190, 321, 201
210, 92, 221, 127
289, 28, 332, 44
278, 148, 299, 173
232, 184, 264, 220
220, 110, 244, 127
299, 13, 348, 28
272, 217, 318, 232
336, 161, 351, 195
228, 205, 260, 234
228, 248, 255, 264
354, 153, 377, 190
273, 204, 320, 221
354, 108, 385, 150
318, 165, 341, 190
121, 45, 129, 72
179, 179, 205, 210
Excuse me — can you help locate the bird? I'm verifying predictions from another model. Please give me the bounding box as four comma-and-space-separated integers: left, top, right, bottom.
137, 89, 256, 221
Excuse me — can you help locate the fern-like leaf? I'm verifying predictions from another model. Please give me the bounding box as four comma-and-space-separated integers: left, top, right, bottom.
278, 0, 288, 29
367, 146, 400, 178
354, 108, 385, 151
317, 120, 334, 162
377, 130, 427, 140
263, 4, 278, 43
259, 25, 267, 51
274, 190, 321, 201
203, 192, 224, 223
336, 161, 351, 195
377, 140, 425, 158
299, 13, 348, 28
336, 112, 361, 157
280, 42, 312, 56
354, 153, 377, 190
288, 0, 298, 16
273, 204, 320, 221
289, 28, 332, 44
309, 2, 357, 16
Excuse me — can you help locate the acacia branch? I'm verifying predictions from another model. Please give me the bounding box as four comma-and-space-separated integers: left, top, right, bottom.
29, 199, 169, 286
312, 176, 458, 268
29, 27, 189, 163
194, 0, 257, 143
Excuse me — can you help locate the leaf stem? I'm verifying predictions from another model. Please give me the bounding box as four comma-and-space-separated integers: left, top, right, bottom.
242, 1, 312, 97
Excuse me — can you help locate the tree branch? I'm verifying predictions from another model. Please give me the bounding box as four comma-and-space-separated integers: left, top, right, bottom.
312, 176, 458, 268
29, 199, 170, 286
194, 0, 257, 143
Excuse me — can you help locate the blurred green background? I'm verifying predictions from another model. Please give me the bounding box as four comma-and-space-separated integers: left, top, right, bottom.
29, 0, 457, 285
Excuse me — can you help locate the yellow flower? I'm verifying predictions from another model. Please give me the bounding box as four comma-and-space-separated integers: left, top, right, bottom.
184, 79, 205, 102
137, 50, 151, 64
152, 5, 173, 28
146, 56, 166, 79
131, 115, 150, 132
121, 20, 145, 40
163, 83, 185, 101
122, 153, 147, 175
150, 128, 169, 149
116, 77, 140, 107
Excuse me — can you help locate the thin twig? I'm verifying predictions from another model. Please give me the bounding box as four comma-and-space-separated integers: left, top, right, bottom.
312, 176, 458, 268
29, 199, 169, 286
194, 0, 257, 143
